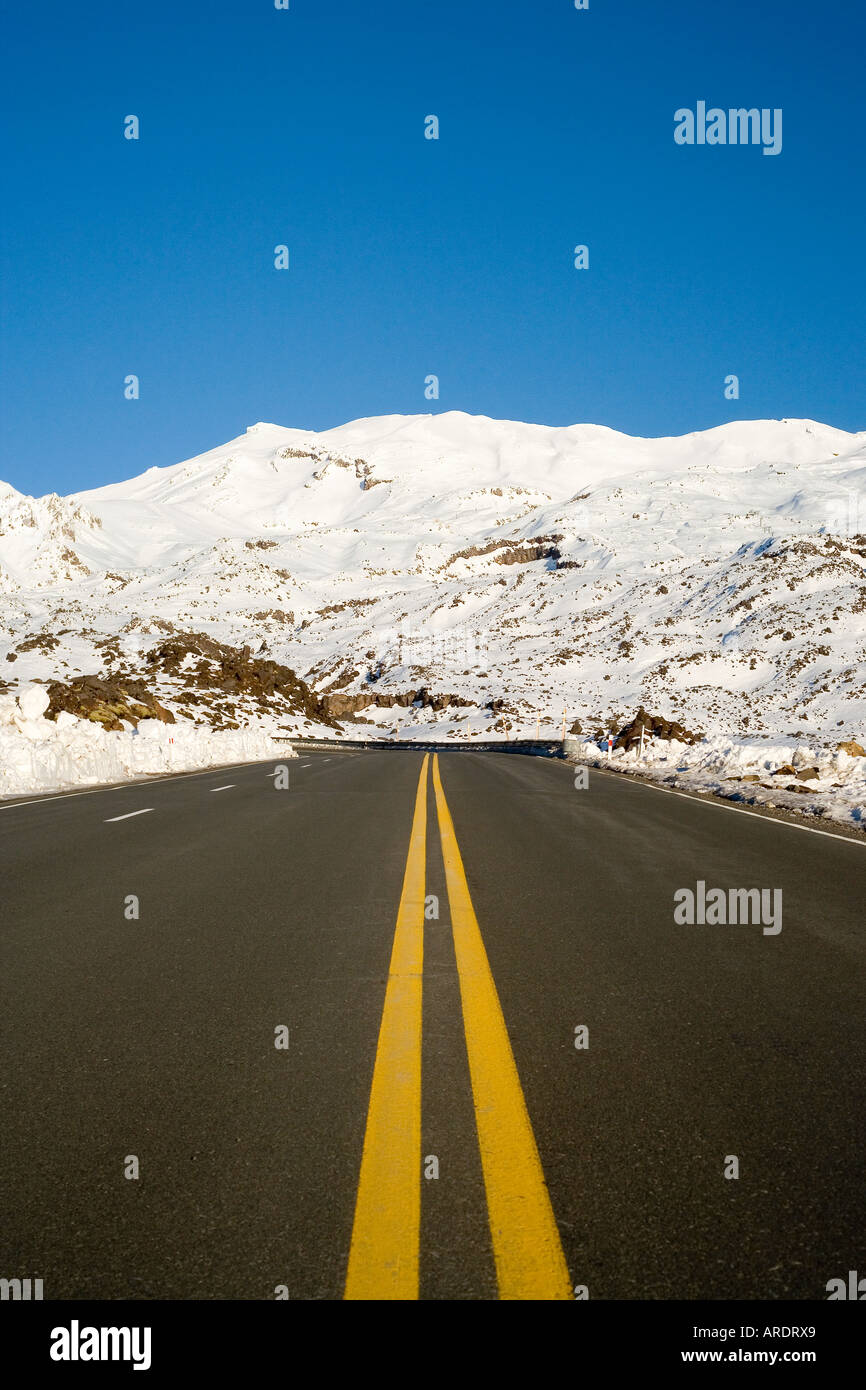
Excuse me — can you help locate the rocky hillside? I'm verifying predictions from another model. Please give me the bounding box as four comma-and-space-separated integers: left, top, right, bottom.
1, 412, 865, 750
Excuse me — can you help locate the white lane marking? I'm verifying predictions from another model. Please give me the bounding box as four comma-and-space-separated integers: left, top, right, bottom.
589, 766, 866, 847
105, 809, 154, 823
210, 785, 235, 792
1, 759, 293, 811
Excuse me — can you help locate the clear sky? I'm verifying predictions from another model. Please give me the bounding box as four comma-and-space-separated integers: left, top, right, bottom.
1, 0, 863, 495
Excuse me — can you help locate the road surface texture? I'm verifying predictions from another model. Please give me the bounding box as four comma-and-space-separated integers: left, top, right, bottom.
1, 750, 863, 1300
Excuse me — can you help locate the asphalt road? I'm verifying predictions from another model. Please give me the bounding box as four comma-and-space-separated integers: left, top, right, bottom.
1, 750, 863, 1300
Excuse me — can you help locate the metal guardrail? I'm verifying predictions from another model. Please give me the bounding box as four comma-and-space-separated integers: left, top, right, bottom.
281, 736, 567, 757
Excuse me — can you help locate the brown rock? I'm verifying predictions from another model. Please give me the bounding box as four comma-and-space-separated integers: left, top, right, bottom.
145, 631, 333, 727
46, 675, 175, 730
320, 691, 376, 718
614, 706, 700, 752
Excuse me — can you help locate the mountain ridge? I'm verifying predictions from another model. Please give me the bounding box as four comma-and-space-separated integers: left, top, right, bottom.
2, 411, 865, 775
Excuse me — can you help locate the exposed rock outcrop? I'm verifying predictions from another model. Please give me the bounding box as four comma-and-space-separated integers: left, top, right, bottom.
319, 687, 474, 719
144, 632, 333, 727
45, 675, 175, 732
614, 706, 701, 752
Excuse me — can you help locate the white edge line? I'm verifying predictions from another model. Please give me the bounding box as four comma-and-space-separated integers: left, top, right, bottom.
586, 764, 866, 847
105, 808, 154, 823
0, 759, 286, 811
210, 785, 235, 792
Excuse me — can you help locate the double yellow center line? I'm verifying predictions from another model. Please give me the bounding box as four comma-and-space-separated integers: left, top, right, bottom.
342, 753, 427, 1300
344, 754, 571, 1301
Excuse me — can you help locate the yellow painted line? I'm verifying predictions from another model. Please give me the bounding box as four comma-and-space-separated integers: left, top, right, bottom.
344, 754, 429, 1300
432, 754, 571, 1300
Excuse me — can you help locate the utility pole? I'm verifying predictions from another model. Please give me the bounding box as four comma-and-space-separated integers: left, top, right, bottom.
560, 707, 567, 741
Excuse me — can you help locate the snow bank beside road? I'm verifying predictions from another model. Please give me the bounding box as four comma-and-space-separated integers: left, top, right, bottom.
0, 687, 296, 798
567, 734, 866, 832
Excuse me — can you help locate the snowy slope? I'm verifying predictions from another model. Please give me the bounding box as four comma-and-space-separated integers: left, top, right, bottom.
2, 411, 866, 816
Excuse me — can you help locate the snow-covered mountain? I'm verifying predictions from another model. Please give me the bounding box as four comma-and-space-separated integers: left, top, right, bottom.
2, 411, 866, 813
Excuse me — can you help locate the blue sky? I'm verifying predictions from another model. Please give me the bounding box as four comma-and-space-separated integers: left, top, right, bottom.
1, 0, 863, 494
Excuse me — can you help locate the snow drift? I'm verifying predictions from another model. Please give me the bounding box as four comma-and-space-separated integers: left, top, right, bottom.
0, 685, 295, 798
